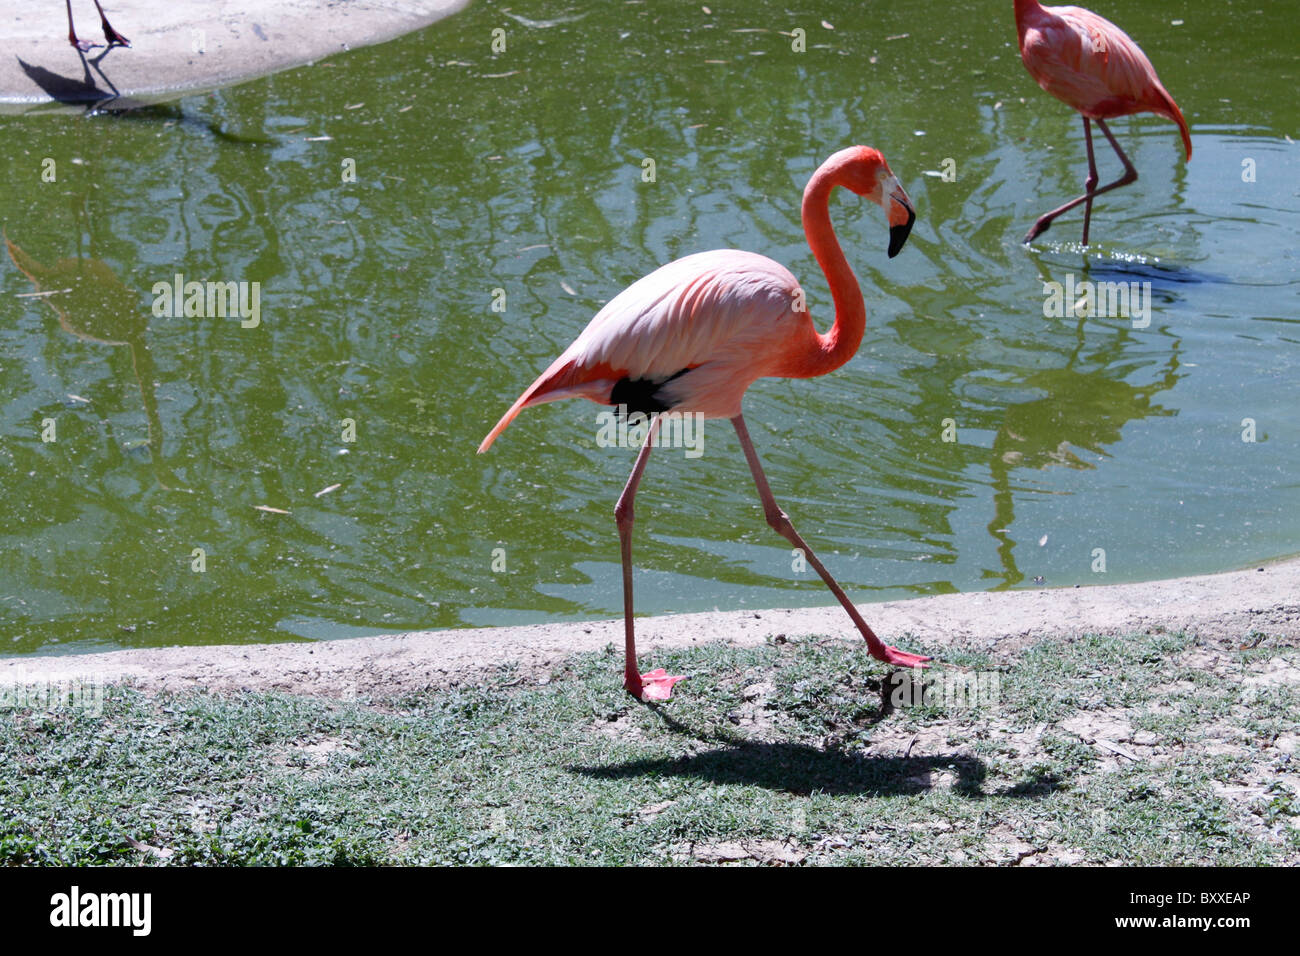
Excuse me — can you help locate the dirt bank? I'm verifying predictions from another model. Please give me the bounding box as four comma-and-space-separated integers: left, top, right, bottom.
2, 558, 1296, 699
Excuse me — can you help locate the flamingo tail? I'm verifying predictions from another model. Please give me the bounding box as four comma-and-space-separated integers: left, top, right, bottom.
478, 393, 532, 454
477, 357, 620, 453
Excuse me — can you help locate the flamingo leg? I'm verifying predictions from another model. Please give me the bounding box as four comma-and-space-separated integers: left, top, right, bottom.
66, 0, 95, 51
93, 0, 130, 47
614, 414, 686, 701
1024, 117, 1138, 244
1081, 118, 1098, 246
67, 1, 130, 50
731, 414, 931, 668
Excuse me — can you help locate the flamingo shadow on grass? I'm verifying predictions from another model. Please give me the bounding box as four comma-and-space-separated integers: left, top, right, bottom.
570, 704, 1064, 799
571, 741, 1064, 799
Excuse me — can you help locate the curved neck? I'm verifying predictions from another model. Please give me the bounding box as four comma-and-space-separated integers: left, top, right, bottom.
1014, 0, 1046, 28
793, 168, 866, 379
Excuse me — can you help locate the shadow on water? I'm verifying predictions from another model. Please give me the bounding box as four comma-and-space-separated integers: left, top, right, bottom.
92, 101, 276, 145
16, 54, 272, 144
1024, 256, 1232, 322
1082, 260, 1231, 286
1035, 254, 1233, 288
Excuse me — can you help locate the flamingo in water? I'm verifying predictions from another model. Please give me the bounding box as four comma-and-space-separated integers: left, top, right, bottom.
478, 146, 930, 701
1015, 0, 1191, 244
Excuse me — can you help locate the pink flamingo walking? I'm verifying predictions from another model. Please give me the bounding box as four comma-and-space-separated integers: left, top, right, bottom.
1015, 0, 1191, 244
479, 146, 930, 701
65, 0, 130, 51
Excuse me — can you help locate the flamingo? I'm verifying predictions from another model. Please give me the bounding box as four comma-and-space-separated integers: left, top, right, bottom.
65, 0, 130, 52
478, 145, 930, 701
1015, 0, 1191, 245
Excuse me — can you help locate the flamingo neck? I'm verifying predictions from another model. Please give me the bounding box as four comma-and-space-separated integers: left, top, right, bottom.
1014, 0, 1047, 27
792, 167, 866, 379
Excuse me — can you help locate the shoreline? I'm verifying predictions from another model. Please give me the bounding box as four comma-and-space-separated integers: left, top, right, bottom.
3, 558, 1296, 699
0, 0, 467, 111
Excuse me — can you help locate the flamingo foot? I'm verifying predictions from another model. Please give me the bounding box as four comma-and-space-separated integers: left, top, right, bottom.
71, 38, 102, 51
870, 644, 933, 669
625, 668, 687, 701
1023, 216, 1052, 244
102, 24, 130, 48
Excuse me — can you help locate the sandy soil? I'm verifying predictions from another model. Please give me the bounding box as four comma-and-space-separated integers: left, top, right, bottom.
3, 558, 1296, 699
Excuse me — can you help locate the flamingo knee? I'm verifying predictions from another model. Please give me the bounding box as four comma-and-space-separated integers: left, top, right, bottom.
764, 506, 795, 540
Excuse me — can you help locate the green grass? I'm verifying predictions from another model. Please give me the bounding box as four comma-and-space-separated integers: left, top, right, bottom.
1, 631, 1295, 865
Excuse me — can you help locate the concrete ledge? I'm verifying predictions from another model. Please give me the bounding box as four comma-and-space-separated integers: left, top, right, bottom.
1, 0, 470, 111
2, 558, 1296, 699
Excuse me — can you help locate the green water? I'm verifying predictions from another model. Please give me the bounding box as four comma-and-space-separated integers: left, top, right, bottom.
1, 0, 1297, 655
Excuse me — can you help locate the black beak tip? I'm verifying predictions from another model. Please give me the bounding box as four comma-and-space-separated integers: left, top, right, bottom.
887, 206, 916, 259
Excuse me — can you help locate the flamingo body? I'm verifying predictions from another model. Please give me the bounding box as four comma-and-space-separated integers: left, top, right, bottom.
1014, 0, 1191, 243
480, 250, 808, 449
1016, 3, 1190, 157
480, 146, 928, 700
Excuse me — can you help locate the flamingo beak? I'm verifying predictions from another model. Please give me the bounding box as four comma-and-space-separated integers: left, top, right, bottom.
886, 178, 915, 258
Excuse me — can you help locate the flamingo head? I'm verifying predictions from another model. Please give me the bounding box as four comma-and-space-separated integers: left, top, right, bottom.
832, 146, 916, 258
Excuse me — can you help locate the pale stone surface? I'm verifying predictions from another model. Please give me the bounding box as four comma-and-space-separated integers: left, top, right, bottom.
0, 0, 470, 109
